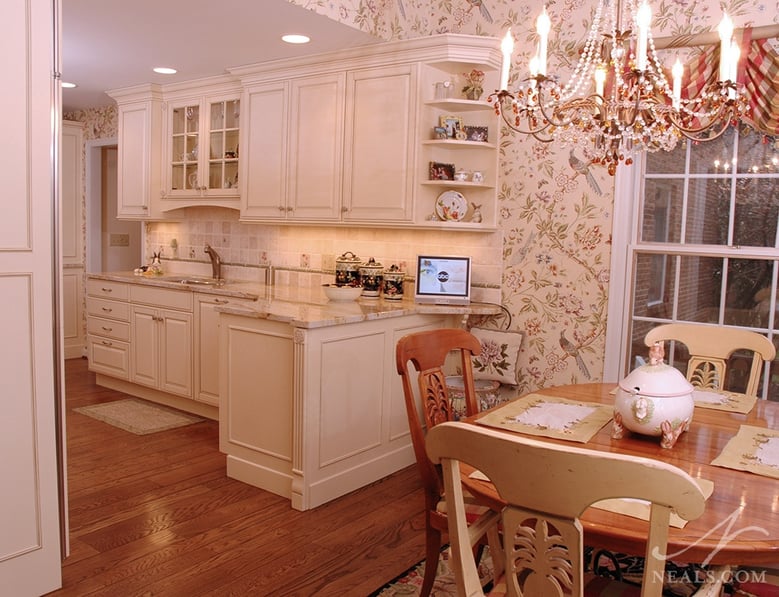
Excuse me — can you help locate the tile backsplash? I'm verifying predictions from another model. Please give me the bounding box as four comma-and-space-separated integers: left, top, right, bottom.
146, 207, 502, 304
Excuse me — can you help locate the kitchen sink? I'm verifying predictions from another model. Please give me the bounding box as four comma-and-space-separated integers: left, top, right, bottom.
160, 276, 225, 287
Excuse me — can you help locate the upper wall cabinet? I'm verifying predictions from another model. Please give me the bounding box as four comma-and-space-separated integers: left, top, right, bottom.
162, 84, 241, 210
109, 85, 165, 220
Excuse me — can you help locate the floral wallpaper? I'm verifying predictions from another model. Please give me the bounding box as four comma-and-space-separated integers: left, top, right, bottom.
289, 0, 778, 392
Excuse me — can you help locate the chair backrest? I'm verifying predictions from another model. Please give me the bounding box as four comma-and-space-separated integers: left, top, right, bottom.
396, 328, 482, 506
426, 422, 707, 597
644, 323, 776, 396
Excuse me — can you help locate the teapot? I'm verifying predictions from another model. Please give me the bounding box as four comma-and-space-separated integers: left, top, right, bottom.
612, 341, 694, 449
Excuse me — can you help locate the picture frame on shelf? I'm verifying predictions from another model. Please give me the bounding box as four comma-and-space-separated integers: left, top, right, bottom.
432, 126, 448, 139
429, 161, 455, 181
464, 125, 489, 142
439, 114, 463, 139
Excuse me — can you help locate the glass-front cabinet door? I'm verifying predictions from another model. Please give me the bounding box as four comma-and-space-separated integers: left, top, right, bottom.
165, 92, 240, 205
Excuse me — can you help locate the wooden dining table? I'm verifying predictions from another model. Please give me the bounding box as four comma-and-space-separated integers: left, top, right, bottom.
461, 383, 779, 566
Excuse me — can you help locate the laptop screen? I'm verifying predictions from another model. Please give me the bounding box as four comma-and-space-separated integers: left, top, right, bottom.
414, 255, 471, 305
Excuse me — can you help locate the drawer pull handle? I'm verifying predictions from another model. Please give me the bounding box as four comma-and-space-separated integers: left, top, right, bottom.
102, 307, 113, 312
101, 287, 112, 293
215, 299, 228, 304
101, 326, 113, 332
101, 340, 113, 346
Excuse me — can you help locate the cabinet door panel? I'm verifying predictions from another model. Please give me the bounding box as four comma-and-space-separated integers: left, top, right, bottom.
288, 75, 345, 220
343, 65, 416, 221
130, 306, 159, 389
241, 82, 288, 219
160, 310, 193, 397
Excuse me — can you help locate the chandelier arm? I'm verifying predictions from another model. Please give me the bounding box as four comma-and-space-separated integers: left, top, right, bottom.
665, 107, 739, 140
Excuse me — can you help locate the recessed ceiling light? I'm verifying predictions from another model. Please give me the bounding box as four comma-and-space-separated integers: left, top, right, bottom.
153, 67, 177, 75
282, 34, 310, 44
61, 81, 77, 88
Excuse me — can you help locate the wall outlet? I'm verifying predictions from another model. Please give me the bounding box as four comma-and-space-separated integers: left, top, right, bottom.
259, 251, 269, 266
300, 253, 310, 269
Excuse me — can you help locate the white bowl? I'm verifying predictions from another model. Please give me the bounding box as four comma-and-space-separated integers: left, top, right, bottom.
322, 284, 362, 301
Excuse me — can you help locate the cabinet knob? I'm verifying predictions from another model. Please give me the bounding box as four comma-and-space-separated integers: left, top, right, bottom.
101, 340, 113, 346
102, 307, 112, 313
341, 206, 349, 213
101, 287, 112, 292
101, 326, 112, 332
286, 206, 293, 212
278, 206, 285, 212
142, 206, 148, 210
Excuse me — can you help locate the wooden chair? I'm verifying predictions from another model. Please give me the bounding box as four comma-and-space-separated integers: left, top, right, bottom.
644, 323, 776, 396
396, 328, 501, 597
426, 421, 707, 597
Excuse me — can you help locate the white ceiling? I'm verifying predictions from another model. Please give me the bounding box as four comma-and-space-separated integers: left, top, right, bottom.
62, 0, 380, 112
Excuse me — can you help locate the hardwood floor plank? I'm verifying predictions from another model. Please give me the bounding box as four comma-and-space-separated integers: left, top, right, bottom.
48, 358, 428, 596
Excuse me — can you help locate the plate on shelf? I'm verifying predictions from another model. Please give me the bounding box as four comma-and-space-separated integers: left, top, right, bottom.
435, 190, 467, 222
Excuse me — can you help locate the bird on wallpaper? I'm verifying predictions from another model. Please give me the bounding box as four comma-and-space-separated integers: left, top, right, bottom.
569, 150, 602, 196
465, 0, 493, 22
560, 330, 591, 378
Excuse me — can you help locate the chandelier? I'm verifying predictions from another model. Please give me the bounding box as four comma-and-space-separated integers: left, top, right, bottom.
491, 0, 749, 174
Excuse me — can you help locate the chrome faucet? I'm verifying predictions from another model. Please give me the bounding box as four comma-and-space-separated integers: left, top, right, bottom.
204, 244, 222, 280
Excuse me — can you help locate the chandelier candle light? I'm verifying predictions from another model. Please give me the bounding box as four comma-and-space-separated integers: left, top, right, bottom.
491, 0, 748, 174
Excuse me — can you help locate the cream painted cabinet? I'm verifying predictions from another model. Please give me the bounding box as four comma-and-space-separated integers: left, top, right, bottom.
239, 65, 415, 224
194, 293, 255, 406
108, 85, 165, 220
86, 280, 131, 379
129, 286, 193, 398
162, 86, 241, 209
62, 121, 85, 358
342, 64, 416, 222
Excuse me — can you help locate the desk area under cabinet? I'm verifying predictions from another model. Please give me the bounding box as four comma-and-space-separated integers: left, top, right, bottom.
86, 272, 502, 510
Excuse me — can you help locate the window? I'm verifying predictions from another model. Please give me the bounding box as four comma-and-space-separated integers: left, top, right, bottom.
606, 126, 779, 399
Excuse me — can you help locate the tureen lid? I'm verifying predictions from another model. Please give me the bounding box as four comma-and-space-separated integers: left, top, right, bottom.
618, 341, 693, 397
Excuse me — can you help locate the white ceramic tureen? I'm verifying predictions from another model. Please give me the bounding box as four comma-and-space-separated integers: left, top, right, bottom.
612, 341, 694, 449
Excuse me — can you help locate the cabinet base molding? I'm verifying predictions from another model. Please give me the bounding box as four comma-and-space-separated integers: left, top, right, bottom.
225, 455, 293, 501
95, 374, 218, 420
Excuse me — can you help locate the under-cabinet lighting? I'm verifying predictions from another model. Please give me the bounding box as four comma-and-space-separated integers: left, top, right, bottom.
61, 81, 76, 88
153, 67, 177, 75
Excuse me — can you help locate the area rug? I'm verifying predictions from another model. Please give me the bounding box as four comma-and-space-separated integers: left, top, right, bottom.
369, 547, 493, 596
74, 398, 204, 435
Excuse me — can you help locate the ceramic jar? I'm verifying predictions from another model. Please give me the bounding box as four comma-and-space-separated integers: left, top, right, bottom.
335, 251, 361, 287
612, 342, 694, 449
359, 257, 384, 298
383, 264, 405, 300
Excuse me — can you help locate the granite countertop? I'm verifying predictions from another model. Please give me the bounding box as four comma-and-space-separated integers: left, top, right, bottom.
88, 271, 503, 329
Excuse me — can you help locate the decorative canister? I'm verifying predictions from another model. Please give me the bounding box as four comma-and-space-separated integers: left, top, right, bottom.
359, 257, 384, 298
335, 251, 361, 287
612, 341, 694, 449
383, 264, 405, 300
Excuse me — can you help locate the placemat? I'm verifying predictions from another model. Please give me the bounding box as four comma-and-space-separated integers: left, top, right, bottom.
693, 389, 757, 414
711, 424, 779, 479
475, 394, 613, 443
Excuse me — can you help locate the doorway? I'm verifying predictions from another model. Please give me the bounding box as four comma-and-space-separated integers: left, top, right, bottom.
85, 138, 142, 274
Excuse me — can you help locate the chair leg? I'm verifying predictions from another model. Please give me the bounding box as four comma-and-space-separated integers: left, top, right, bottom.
421, 527, 443, 597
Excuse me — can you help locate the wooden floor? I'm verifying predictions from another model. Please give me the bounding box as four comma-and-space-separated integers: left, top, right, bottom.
47, 357, 427, 596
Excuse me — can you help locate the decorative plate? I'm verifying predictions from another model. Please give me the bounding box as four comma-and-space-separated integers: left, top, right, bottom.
435, 190, 467, 222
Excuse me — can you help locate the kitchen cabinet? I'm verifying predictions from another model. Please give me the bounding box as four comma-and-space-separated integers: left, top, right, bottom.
342, 64, 416, 222
162, 86, 241, 209
194, 293, 256, 406
86, 280, 131, 379
129, 285, 193, 398
108, 85, 165, 220
62, 121, 85, 358
219, 310, 451, 510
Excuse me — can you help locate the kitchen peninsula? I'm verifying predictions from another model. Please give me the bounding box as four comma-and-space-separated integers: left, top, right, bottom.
86, 272, 501, 510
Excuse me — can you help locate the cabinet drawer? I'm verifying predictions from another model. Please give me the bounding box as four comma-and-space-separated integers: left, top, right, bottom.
86, 297, 131, 322
87, 335, 130, 379
130, 285, 193, 311
87, 317, 130, 342
87, 279, 129, 300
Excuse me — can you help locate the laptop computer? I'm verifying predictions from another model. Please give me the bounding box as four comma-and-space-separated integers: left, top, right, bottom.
414, 255, 472, 305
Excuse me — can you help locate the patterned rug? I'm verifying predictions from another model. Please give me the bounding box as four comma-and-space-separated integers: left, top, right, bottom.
369, 547, 493, 596
74, 398, 204, 435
